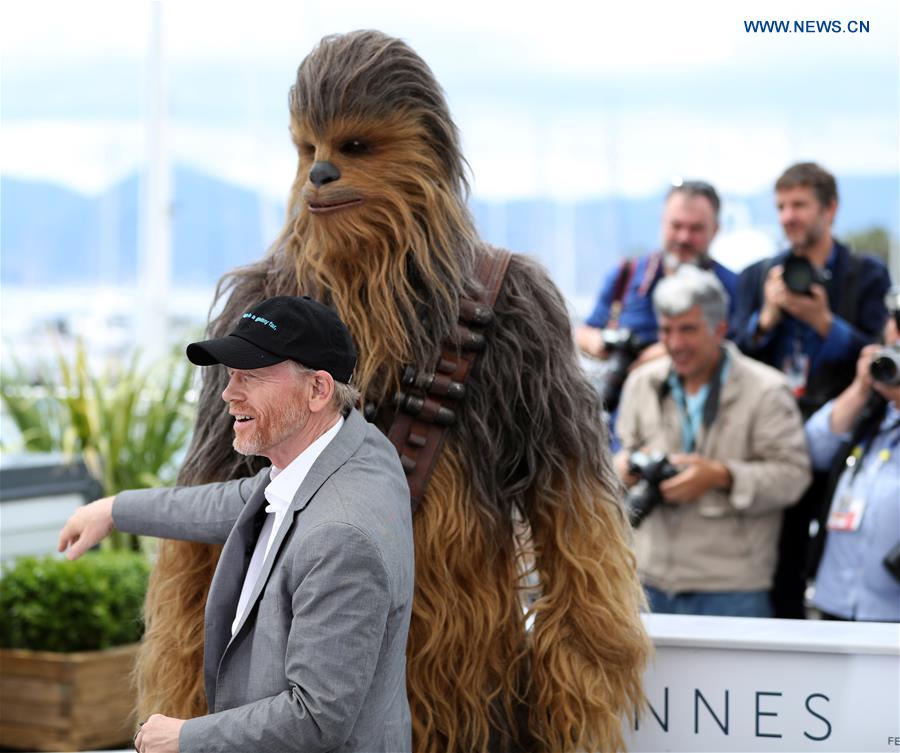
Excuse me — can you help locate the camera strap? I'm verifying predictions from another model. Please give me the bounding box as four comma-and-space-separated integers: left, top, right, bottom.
661, 346, 728, 453
844, 415, 900, 484
608, 258, 637, 327
638, 252, 665, 297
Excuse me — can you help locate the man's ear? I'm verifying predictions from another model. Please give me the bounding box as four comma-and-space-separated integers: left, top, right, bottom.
308, 371, 335, 413
715, 319, 728, 341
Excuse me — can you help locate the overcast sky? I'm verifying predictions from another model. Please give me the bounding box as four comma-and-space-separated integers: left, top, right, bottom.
2, 0, 898, 200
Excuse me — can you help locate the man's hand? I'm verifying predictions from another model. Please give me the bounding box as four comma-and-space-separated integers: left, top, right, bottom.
575, 325, 608, 359
134, 714, 184, 753
850, 338, 900, 405
57, 496, 116, 560
852, 344, 879, 392
629, 341, 667, 371
874, 378, 900, 406
828, 344, 881, 434
659, 454, 732, 504
613, 450, 639, 488
779, 283, 833, 338
873, 318, 900, 406
758, 265, 785, 334
871, 347, 900, 406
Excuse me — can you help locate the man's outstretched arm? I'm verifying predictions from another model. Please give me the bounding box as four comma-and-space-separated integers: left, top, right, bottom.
58, 472, 265, 559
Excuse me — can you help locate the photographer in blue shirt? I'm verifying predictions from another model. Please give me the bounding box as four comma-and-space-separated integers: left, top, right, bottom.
577, 182, 737, 427
805, 291, 900, 622
577, 181, 738, 367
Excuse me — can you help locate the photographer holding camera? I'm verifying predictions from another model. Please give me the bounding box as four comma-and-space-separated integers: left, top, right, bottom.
615, 266, 811, 617
733, 162, 891, 618
804, 291, 900, 622
576, 181, 738, 412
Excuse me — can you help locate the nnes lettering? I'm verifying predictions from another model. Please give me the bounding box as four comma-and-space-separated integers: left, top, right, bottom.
627, 615, 898, 752
634, 687, 832, 741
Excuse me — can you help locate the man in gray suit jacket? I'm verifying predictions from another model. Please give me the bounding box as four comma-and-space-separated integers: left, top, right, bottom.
58, 296, 414, 753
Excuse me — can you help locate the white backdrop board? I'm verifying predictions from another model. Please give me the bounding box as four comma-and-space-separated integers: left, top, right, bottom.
626, 614, 900, 752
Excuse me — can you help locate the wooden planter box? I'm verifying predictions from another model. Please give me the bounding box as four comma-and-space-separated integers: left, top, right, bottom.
0, 643, 138, 751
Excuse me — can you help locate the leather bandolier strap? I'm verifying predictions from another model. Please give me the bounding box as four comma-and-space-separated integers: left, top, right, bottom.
383, 247, 512, 507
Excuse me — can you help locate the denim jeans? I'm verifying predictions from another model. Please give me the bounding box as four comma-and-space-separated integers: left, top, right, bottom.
645, 585, 773, 618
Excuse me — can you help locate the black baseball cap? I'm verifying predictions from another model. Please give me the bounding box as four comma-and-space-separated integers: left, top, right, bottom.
186, 296, 357, 383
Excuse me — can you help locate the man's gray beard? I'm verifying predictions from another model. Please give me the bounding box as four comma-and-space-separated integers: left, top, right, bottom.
232, 401, 309, 458
233, 433, 260, 457
664, 251, 709, 271
231, 432, 262, 458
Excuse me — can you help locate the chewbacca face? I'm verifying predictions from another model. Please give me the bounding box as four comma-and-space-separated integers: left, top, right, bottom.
283, 32, 479, 401
291, 113, 436, 231
287, 31, 470, 241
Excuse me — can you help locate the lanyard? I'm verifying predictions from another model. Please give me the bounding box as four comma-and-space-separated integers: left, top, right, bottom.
845, 418, 900, 483
671, 348, 728, 453
674, 390, 703, 453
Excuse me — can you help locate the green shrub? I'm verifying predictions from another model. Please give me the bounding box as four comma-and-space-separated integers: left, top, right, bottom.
1, 341, 196, 551
1, 341, 195, 495
0, 551, 150, 652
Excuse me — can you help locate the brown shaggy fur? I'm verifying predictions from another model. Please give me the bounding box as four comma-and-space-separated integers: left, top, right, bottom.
136, 30, 650, 752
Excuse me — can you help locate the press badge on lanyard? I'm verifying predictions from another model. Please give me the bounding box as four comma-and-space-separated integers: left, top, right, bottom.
783, 338, 809, 397
827, 493, 865, 532
827, 446, 891, 532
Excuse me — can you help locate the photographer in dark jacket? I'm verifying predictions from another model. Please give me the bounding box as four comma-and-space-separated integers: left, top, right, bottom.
733, 162, 891, 618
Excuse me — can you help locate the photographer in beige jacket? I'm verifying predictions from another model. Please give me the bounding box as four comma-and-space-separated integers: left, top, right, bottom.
615, 266, 811, 617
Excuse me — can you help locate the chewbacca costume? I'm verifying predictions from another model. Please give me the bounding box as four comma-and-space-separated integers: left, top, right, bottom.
136, 31, 650, 753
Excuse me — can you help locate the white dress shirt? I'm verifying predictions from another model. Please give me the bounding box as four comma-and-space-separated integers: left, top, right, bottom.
231, 416, 344, 635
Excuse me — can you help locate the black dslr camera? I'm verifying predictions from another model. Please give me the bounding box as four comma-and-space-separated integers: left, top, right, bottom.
597, 329, 647, 412
782, 253, 827, 295
870, 344, 900, 386
625, 451, 679, 528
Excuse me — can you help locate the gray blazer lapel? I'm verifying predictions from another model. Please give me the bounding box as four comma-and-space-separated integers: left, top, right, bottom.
289, 410, 368, 516
203, 472, 269, 707
227, 411, 368, 640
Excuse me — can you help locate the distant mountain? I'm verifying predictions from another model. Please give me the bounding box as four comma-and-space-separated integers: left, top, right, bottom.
2, 169, 896, 297
2, 178, 101, 286
1, 167, 283, 288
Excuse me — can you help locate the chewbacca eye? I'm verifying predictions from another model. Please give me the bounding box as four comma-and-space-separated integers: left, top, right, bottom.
339, 139, 369, 155
299, 142, 316, 159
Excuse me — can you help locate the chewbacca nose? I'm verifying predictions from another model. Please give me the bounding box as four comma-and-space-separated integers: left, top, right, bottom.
309, 161, 341, 187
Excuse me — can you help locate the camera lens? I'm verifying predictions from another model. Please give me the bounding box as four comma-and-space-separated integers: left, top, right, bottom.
782, 255, 816, 295
870, 348, 900, 386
